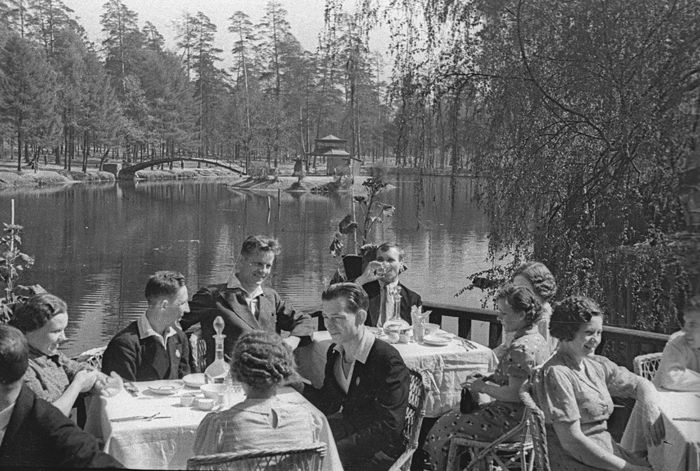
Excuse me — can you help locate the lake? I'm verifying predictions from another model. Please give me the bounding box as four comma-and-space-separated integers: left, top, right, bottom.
0, 175, 492, 356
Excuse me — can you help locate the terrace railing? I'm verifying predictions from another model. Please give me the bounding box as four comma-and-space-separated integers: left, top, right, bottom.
424, 301, 670, 370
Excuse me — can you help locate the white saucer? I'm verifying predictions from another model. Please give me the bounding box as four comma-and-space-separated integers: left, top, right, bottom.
422, 335, 451, 346
183, 373, 206, 388
147, 381, 184, 395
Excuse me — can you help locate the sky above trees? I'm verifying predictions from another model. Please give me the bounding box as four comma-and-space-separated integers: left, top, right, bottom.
64, 0, 389, 71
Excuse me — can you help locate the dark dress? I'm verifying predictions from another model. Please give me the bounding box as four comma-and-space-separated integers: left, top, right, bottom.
424, 326, 548, 471
0, 385, 122, 468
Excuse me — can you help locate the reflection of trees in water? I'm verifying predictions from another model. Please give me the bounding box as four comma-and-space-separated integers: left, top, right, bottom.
0, 177, 491, 354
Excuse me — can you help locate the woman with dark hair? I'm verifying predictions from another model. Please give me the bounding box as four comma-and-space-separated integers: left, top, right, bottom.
193, 331, 322, 455
536, 296, 664, 471
424, 285, 549, 470
9, 293, 120, 417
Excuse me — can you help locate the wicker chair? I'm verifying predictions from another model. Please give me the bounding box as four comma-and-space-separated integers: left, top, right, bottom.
186, 443, 327, 471
446, 369, 550, 471
72, 346, 107, 369
633, 352, 662, 381
389, 369, 431, 471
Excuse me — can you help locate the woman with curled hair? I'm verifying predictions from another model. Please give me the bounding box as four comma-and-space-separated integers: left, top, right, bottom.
498, 261, 558, 357
536, 296, 663, 471
9, 293, 120, 417
424, 285, 549, 470
193, 331, 323, 455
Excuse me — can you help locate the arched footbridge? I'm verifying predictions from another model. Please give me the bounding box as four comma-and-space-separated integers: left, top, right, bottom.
118, 157, 245, 178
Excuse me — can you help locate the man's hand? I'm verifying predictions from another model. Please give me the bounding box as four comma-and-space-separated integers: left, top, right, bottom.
95, 371, 124, 397
283, 336, 301, 350
355, 261, 385, 285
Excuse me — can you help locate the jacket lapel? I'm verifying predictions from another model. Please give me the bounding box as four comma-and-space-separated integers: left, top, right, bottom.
217, 289, 261, 330
368, 291, 381, 326
1, 385, 32, 449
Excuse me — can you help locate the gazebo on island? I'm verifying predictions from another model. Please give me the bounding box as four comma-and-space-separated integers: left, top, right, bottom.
310, 134, 362, 176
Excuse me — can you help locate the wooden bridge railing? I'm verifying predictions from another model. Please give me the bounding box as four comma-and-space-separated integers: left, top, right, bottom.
423, 300, 670, 370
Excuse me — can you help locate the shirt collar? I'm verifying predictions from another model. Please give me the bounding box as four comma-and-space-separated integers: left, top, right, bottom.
0, 400, 15, 436
227, 273, 264, 299
379, 279, 399, 291
28, 345, 62, 365
334, 327, 375, 364
137, 313, 176, 344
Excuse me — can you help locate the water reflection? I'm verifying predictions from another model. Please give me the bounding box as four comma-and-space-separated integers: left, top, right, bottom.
0, 175, 490, 356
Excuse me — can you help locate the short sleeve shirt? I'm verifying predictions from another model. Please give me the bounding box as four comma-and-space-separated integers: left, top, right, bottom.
539, 353, 642, 425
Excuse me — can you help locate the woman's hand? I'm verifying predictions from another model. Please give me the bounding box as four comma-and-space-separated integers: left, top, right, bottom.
74, 369, 99, 393
467, 377, 488, 394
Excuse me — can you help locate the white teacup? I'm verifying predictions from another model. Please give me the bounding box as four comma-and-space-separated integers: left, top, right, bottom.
196, 398, 214, 411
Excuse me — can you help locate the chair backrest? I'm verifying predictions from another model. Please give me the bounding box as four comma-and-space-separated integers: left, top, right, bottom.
187, 327, 208, 373
401, 369, 430, 451
72, 346, 107, 370
187, 443, 327, 471
633, 352, 662, 381
519, 368, 551, 471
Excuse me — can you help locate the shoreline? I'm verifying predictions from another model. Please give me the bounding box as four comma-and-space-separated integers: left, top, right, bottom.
0, 165, 476, 190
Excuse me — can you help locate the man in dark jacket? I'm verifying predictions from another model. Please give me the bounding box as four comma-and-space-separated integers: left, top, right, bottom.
304, 282, 409, 471
0, 324, 121, 468
102, 271, 191, 381
354, 242, 422, 326
181, 235, 314, 365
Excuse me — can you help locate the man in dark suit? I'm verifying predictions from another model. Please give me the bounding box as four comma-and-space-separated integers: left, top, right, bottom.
0, 324, 121, 468
354, 242, 422, 326
181, 235, 314, 366
304, 282, 409, 471
102, 271, 191, 381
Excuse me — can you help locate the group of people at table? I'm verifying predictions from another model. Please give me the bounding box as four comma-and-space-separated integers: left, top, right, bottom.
0, 234, 697, 470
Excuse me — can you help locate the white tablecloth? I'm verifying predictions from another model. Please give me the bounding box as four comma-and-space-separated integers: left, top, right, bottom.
88, 381, 343, 470
647, 391, 700, 471
296, 331, 497, 418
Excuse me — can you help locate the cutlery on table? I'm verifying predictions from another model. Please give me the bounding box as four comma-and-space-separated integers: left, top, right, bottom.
672, 417, 700, 422
124, 381, 139, 397
110, 412, 171, 422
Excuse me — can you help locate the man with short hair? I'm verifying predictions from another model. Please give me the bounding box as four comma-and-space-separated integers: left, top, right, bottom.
102, 270, 191, 381
182, 235, 314, 365
0, 324, 122, 468
304, 282, 409, 470
355, 242, 422, 327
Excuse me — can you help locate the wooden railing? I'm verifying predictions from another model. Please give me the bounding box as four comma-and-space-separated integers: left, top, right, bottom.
424, 300, 670, 369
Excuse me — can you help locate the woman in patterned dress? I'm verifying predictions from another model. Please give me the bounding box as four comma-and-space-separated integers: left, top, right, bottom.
423, 285, 549, 470
536, 296, 664, 470
193, 331, 323, 455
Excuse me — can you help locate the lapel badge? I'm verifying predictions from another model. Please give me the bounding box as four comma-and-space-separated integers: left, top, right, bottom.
175, 349, 181, 358
355, 377, 360, 386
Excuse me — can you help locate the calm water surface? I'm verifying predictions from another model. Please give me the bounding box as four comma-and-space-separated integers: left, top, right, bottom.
0, 175, 491, 356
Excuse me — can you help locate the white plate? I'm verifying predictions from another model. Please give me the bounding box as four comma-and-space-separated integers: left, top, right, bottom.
183, 373, 206, 388
147, 381, 184, 395
422, 335, 451, 346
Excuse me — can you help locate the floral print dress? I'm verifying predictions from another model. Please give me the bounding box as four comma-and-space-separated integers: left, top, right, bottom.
423, 326, 548, 471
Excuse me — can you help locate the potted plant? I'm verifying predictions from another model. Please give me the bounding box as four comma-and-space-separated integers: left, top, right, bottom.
329, 166, 395, 283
